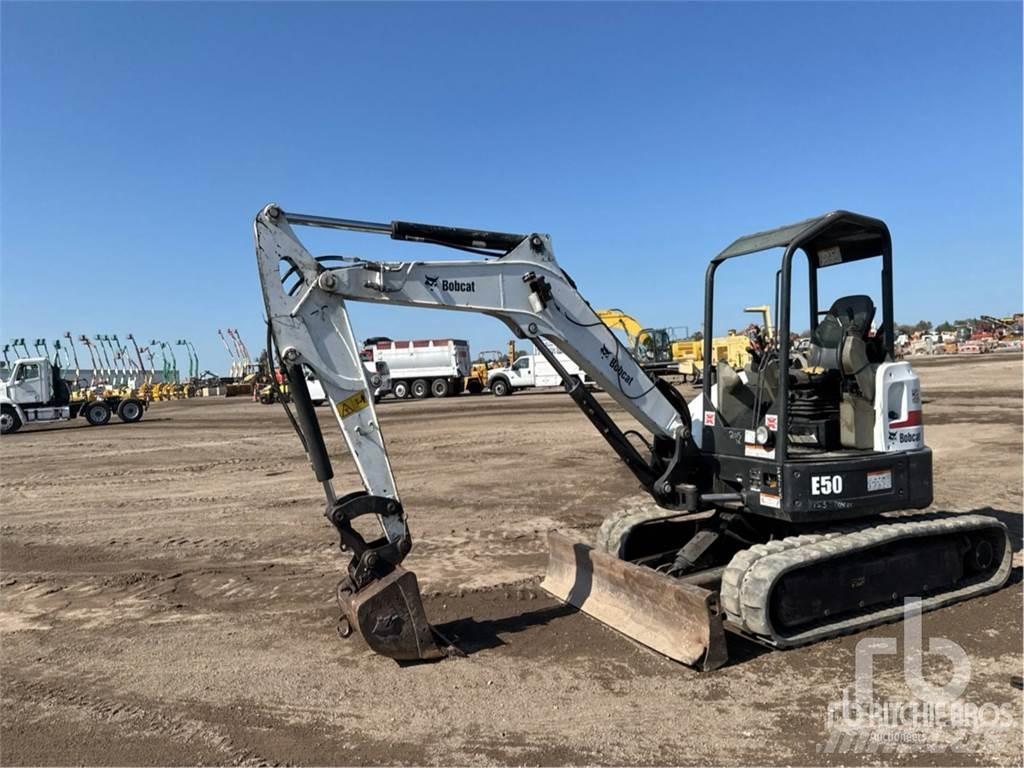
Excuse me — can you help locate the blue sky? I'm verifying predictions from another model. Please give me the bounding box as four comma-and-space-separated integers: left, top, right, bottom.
2, 2, 1020, 374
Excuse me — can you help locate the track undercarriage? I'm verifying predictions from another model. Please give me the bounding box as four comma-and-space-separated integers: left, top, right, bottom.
541, 507, 1012, 669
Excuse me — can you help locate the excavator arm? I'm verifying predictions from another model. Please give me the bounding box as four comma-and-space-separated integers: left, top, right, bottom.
255, 205, 700, 495
255, 204, 721, 665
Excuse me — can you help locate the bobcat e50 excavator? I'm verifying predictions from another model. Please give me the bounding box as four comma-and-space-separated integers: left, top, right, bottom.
255, 205, 1011, 669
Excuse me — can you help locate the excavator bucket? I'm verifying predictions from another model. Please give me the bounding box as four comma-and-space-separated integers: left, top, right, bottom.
337, 567, 446, 662
541, 532, 728, 671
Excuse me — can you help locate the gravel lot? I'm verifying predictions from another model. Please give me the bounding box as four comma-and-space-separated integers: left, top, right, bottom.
2, 354, 1021, 766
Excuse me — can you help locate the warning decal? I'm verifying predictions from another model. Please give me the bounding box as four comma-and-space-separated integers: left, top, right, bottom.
337, 390, 369, 419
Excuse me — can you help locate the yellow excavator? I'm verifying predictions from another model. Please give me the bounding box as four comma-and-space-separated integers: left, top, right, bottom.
595, 309, 689, 377
467, 344, 516, 393
598, 307, 775, 380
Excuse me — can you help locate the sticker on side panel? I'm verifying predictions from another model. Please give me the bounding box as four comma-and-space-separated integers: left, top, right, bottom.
866, 469, 893, 493
745, 444, 776, 460
765, 414, 778, 431
704, 411, 716, 426
337, 390, 370, 419
760, 493, 781, 509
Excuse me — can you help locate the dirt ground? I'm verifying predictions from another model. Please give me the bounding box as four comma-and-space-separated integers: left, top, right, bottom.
2, 355, 1021, 766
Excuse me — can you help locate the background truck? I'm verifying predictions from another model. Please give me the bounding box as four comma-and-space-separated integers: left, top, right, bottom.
1, 356, 146, 435
486, 342, 594, 396
362, 338, 470, 399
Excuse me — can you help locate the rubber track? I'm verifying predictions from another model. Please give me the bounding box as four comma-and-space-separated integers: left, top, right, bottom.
720, 514, 1012, 648
596, 505, 688, 558
720, 532, 842, 631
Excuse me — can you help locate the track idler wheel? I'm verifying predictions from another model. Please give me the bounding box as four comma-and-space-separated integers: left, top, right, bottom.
336, 568, 447, 661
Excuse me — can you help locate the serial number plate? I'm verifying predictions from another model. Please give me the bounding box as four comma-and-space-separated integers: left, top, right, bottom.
866, 469, 893, 493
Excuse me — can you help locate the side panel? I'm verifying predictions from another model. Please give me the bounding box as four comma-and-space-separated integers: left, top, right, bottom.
703, 447, 933, 523
874, 361, 925, 451
782, 449, 932, 522
532, 347, 587, 386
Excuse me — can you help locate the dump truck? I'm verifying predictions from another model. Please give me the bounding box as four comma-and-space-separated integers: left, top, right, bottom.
362, 337, 470, 399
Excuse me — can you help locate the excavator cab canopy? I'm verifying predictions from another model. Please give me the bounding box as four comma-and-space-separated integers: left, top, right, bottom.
704, 209, 894, 364
702, 210, 896, 465
712, 210, 891, 265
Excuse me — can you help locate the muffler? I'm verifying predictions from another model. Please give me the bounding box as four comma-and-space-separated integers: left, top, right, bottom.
541, 531, 728, 670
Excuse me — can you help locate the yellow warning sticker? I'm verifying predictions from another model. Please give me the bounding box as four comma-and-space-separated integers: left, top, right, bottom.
337, 390, 369, 419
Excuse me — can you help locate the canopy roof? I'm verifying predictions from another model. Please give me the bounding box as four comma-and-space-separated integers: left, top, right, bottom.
712, 210, 891, 267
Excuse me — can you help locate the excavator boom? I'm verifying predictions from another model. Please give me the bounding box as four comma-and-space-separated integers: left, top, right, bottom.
255, 204, 724, 663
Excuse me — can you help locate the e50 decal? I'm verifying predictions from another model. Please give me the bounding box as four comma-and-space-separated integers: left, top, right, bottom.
811, 474, 843, 496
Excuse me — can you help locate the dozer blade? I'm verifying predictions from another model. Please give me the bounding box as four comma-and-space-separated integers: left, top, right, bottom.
337, 566, 446, 662
541, 531, 728, 670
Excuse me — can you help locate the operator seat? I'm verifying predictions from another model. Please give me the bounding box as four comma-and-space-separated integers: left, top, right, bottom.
807, 295, 892, 449
807, 296, 886, 396
808, 295, 875, 367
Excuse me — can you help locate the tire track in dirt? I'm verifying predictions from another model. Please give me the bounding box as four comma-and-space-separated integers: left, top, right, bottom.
3, 676, 272, 766
0, 457, 292, 493
1, 563, 333, 630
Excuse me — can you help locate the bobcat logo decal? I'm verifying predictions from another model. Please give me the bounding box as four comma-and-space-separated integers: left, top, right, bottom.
423, 275, 475, 292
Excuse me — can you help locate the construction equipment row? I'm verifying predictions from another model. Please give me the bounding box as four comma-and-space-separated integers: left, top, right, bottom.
0, 330, 256, 403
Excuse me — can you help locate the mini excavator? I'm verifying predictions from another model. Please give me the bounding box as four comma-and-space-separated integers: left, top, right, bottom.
255, 205, 1010, 669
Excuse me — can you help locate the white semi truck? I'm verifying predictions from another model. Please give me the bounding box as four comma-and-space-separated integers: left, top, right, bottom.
362, 338, 470, 399
486, 342, 594, 396
0, 356, 146, 434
